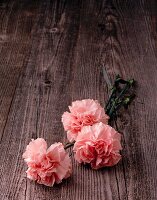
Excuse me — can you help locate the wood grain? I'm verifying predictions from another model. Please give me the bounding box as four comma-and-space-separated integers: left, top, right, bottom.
0, 0, 157, 199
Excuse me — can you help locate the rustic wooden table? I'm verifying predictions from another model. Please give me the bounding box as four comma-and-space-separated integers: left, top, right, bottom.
0, 0, 157, 199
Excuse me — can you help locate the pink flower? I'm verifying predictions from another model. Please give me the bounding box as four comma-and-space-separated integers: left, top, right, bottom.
62, 99, 109, 142
23, 138, 72, 187
73, 122, 122, 169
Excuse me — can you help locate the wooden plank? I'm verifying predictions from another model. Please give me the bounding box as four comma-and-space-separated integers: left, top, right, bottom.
0, 0, 39, 140
0, 0, 157, 199
99, 0, 157, 199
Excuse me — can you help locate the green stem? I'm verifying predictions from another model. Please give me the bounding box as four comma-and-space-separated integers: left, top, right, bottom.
105, 86, 116, 111
105, 75, 121, 111
106, 78, 134, 119
64, 141, 75, 150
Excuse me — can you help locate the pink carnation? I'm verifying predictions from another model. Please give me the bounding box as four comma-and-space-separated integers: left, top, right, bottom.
62, 99, 109, 142
23, 138, 72, 187
73, 122, 122, 169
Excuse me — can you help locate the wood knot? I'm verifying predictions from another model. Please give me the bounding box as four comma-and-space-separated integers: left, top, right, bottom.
105, 22, 114, 31
49, 27, 59, 33
45, 80, 52, 85
98, 21, 115, 33
43, 69, 52, 86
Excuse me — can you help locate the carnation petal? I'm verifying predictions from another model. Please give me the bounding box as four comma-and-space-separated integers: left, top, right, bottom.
23, 139, 72, 187
73, 122, 122, 169
62, 99, 109, 141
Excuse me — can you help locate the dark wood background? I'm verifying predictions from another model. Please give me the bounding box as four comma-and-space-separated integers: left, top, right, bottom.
0, 0, 157, 199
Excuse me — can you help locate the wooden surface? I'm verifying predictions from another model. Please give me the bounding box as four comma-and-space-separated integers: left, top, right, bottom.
0, 0, 157, 199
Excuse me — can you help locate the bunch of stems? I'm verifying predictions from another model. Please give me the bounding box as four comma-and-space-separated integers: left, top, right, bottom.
105, 74, 135, 120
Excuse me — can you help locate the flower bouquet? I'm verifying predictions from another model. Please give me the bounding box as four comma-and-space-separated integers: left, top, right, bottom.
23, 75, 135, 187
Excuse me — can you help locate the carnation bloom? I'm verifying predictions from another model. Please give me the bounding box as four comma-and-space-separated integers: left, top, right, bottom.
73, 122, 122, 169
62, 99, 109, 142
23, 138, 72, 186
